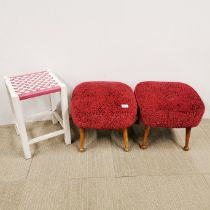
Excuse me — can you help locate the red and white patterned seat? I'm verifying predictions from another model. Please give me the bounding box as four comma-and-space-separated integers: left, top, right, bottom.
9, 71, 61, 100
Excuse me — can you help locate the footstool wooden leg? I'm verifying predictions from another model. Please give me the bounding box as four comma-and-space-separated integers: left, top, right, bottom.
80, 128, 85, 152
140, 125, 150, 149
123, 128, 129, 152
184, 128, 191, 151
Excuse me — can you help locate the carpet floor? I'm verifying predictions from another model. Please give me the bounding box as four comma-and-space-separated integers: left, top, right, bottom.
1, 119, 210, 210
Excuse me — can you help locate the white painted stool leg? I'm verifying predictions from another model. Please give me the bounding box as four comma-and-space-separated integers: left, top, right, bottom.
50, 93, 58, 125
61, 85, 71, 145
5, 86, 20, 135
12, 96, 31, 159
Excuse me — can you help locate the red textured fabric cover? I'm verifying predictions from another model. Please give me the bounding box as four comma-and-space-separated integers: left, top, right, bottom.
71, 82, 137, 129
135, 81, 205, 128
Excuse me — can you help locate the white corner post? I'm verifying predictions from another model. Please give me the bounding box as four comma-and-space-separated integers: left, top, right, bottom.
49, 72, 71, 145
60, 84, 71, 145
5, 76, 31, 159
12, 96, 32, 159
5, 85, 20, 135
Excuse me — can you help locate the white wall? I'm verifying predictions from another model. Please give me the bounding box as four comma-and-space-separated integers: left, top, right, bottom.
0, 0, 210, 125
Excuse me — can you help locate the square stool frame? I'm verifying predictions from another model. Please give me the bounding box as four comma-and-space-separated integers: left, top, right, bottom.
4, 71, 71, 159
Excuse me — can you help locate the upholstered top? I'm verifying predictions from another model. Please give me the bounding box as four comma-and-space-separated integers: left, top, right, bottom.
71, 81, 137, 129
135, 81, 205, 128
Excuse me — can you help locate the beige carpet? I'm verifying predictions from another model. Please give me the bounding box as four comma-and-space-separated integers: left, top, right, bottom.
1, 119, 210, 210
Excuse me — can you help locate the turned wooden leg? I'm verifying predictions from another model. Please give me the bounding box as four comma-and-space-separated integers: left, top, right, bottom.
183, 127, 191, 151
140, 125, 150, 149
80, 128, 85, 152
123, 128, 129, 152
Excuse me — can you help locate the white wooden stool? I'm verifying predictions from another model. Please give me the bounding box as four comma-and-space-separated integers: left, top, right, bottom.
4, 70, 71, 159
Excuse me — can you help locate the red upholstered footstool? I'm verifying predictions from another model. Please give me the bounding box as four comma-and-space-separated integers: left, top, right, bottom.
71, 81, 137, 152
135, 81, 205, 151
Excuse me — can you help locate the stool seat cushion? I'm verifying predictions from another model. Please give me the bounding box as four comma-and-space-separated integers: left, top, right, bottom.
71, 82, 137, 129
9, 71, 61, 100
135, 81, 205, 128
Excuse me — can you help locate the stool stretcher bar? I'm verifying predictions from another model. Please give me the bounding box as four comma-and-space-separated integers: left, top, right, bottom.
53, 111, 64, 128
29, 129, 65, 145
25, 110, 52, 121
